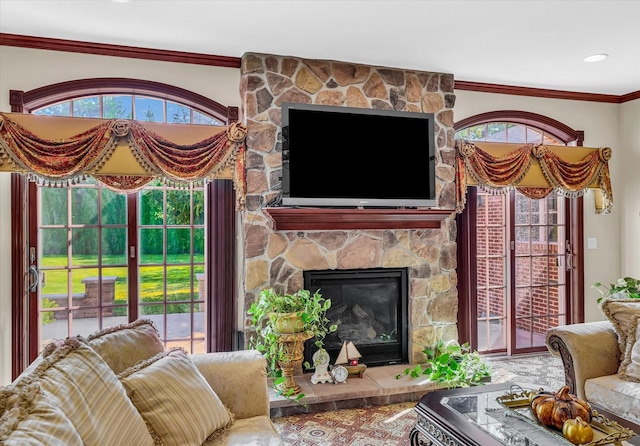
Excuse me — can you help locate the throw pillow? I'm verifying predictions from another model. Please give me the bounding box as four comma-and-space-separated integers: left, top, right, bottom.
118, 348, 234, 446
84, 318, 165, 374
599, 298, 640, 353
619, 315, 640, 382
13, 337, 154, 446
0, 382, 83, 446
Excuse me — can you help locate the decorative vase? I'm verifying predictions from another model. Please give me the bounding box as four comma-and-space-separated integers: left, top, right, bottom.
275, 332, 312, 395
272, 312, 304, 334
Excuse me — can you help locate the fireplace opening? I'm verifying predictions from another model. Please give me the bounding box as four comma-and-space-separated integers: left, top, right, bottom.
303, 267, 409, 368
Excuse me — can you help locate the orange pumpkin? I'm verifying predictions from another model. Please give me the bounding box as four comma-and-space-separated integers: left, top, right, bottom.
530, 385, 592, 430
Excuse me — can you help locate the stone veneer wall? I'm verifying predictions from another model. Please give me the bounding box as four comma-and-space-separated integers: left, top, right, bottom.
239, 53, 458, 364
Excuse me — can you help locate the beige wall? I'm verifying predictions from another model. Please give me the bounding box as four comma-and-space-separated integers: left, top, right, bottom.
0, 45, 635, 384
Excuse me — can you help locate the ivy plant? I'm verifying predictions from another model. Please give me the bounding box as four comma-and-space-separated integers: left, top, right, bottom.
396, 340, 492, 388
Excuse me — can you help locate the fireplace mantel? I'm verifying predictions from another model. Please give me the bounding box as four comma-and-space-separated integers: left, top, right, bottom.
263, 207, 454, 231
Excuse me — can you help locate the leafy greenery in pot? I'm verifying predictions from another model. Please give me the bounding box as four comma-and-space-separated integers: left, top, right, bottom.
592, 276, 640, 303
248, 288, 338, 373
396, 340, 492, 388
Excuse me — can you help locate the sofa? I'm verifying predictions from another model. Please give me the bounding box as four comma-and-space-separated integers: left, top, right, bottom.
545, 299, 640, 424
0, 319, 283, 445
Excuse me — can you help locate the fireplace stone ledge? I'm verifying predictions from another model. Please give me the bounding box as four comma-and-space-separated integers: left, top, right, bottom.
269, 364, 443, 417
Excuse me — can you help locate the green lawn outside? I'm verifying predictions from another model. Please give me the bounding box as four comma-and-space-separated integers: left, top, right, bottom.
40, 254, 205, 306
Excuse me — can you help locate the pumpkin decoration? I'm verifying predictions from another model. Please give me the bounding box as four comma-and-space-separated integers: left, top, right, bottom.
530, 385, 592, 430
562, 417, 594, 445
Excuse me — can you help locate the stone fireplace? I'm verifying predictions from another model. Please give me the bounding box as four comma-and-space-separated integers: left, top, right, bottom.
239, 52, 458, 365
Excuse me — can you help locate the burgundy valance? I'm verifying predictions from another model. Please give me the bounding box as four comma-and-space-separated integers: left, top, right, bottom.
0, 113, 247, 209
455, 140, 613, 214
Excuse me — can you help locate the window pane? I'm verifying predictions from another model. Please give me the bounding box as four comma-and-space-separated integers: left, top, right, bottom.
135, 96, 164, 122
194, 190, 205, 225
102, 228, 127, 264
194, 228, 204, 257
467, 124, 485, 141
167, 228, 191, 260
73, 96, 100, 118
101, 188, 126, 224
41, 188, 68, 225
41, 228, 67, 257
506, 123, 527, 143
140, 189, 164, 225
193, 110, 222, 126
487, 123, 506, 142
103, 95, 133, 119
71, 228, 98, 265
72, 188, 98, 225
140, 228, 164, 264
526, 127, 543, 144
166, 190, 191, 225
167, 101, 191, 124
35, 102, 71, 116
140, 267, 165, 306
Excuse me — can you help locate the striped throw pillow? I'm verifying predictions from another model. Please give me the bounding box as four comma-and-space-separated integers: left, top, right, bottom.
119, 348, 234, 446
13, 338, 154, 446
0, 382, 83, 446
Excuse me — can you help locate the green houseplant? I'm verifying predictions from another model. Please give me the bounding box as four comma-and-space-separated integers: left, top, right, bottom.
248, 288, 338, 399
396, 339, 492, 388
592, 276, 640, 303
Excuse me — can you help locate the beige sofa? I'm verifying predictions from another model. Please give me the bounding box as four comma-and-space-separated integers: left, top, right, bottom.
546, 320, 640, 423
0, 319, 283, 445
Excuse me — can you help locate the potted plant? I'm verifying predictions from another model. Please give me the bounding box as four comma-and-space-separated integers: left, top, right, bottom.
592, 276, 640, 303
396, 339, 492, 388
248, 288, 338, 398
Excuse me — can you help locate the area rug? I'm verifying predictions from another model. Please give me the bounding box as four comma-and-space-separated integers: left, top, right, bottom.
273, 353, 566, 446
274, 401, 417, 446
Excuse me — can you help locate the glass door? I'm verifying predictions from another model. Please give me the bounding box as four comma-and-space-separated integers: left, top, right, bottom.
475, 189, 568, 354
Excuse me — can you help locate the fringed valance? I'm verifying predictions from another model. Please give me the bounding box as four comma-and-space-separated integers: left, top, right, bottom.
0, 113, 247, 209
455, 140, 613, 214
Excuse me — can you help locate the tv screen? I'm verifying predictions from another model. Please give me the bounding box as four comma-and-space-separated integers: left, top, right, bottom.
281, 102, 436, 208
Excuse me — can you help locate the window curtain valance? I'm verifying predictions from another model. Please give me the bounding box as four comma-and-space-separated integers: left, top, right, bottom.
455, 140, 613, 214
0, 113, 247, 209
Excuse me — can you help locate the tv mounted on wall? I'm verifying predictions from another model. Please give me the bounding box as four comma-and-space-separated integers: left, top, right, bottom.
281, 102, 437, 208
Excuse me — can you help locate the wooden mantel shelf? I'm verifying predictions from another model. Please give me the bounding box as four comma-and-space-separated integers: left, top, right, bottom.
263, 207, 455, 231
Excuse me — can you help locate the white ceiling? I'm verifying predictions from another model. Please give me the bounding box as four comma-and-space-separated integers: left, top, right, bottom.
1, 0, 639, 96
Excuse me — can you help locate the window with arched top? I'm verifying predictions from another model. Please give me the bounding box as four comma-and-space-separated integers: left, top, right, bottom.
11, 79, 238, 377
454, 111, 584, 356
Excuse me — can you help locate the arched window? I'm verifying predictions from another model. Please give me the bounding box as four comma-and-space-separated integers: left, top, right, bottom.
11, 79, 238, 377
454, 111, 584, 356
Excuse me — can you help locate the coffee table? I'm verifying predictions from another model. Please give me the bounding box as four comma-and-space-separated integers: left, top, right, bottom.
410, 382, 640, 446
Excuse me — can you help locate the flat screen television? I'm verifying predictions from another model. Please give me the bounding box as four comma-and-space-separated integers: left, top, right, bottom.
281, 102, 437, 208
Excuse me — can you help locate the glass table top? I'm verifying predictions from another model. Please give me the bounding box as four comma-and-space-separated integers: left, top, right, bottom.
439, 384, 636, 446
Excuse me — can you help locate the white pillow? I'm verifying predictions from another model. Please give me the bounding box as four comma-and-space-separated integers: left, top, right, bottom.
619, 315, 640, 382
118, 348, 234, 446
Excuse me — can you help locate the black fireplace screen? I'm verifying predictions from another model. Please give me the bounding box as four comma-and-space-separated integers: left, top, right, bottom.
303, 267, 409, 368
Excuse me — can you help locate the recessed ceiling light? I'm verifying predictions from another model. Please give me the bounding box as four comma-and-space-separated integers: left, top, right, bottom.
584, 54, 608, 63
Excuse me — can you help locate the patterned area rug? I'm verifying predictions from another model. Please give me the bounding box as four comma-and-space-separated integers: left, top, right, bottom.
273, 353, 566, 446
274, 401, 417, 446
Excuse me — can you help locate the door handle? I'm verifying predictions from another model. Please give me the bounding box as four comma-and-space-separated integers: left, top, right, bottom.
28, 265, 39, 292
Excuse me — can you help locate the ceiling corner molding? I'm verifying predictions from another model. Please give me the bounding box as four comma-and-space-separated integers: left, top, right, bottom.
619, 90, 640, 103
0, 33, 241, 68
454, 80, 625, 104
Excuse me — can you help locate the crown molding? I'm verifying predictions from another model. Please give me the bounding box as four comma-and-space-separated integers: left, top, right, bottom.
0, 33, 241, 68
1, 33, 637, 102
455, 80, 639, 104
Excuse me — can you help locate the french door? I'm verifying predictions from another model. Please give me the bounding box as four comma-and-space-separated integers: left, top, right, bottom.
470, 188, 572, 355
31, 179, 207, 354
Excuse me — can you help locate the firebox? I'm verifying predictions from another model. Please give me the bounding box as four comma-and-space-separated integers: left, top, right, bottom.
303, 267, 409, 368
